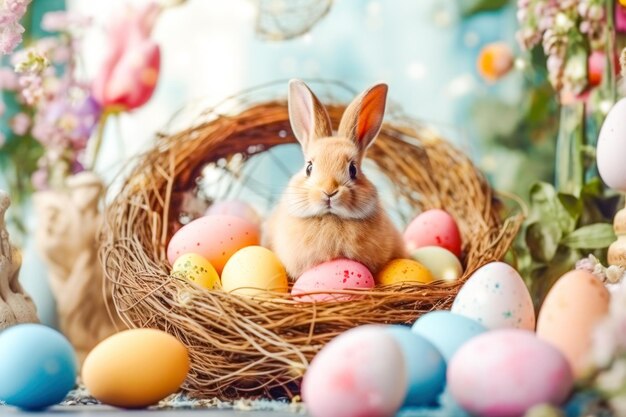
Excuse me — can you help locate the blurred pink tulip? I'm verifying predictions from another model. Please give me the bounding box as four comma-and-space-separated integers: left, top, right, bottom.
92, 2, 161, 111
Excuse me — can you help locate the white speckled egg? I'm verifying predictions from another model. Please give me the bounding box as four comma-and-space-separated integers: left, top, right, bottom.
451, 262, 535, 330
597, 98, 626, 191
448, 329, 573, 417
302, 326, 407, 417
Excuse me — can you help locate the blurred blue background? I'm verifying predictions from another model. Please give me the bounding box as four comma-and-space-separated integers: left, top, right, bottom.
1, 0, 558, 326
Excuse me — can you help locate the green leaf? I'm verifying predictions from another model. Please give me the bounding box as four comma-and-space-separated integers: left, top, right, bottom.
460, 0, 508, 16
525, 221, 562, 263
558, 193, 582, 222
529, 246, 580, 308
528, 182, 577, 234
562, 223, 616, 249
555, 103, 585, 196
581, 177, 603, 197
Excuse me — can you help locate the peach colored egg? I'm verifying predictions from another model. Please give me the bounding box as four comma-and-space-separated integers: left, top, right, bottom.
404, 209, 462, 257
167, 214, 259, 273
292, 259, 374, 302
82, 329, 189, 409
448, 329, 573, 417
204, 200, 261, 226
302, 326, 407, 417
536, 270, 609, 378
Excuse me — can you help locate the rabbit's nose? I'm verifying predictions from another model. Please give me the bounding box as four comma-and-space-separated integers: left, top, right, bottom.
323, 190, 339, 198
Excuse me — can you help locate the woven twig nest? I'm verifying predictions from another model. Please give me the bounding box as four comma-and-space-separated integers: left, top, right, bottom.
101, 82, 522, 399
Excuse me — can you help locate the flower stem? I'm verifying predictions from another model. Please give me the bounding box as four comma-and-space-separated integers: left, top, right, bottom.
606, 0, 617, 104
89, 109, 111, 171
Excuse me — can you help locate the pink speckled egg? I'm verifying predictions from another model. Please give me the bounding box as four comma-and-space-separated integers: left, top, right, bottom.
204, 200, 261, 226
404, 209, 462, 257
448, 329, 573, 417
292, 259, 374, 302
302, 326, 407, 417
167, 214, 260, 273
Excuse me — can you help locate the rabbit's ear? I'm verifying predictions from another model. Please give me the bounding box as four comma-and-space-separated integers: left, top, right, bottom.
338, 83, 388, 153
288, 79, 333, 150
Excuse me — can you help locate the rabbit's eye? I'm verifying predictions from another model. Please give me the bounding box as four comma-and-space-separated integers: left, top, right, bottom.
349, 161, 357, 180
306, 161, 313, 177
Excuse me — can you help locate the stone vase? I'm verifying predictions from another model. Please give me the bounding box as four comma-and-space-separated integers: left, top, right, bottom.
33, 172, 124, 363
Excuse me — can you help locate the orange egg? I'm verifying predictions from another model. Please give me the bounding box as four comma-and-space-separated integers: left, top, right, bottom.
377, 259, 433, 285
82, 329, 189, 408
477, 42, 514, 82
536, 270, 609, 378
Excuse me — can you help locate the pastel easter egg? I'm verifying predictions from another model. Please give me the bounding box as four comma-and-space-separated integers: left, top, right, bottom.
410, 246, 463, 282
167, 214, 259, 273
302, 326, 407, 417
377, 259, 433, 285
171, 253, 220, 289
404, 209, 462, 257
0, 324, 77, 410
597, 98, 626, 191
536, 270, 609, 378
386, 326, 446, 407
82, 329, 190, 408
292, 259, 374, 302
451, 262, 535, 330
205, 200, 261, 226
221, 246, 288, 297
412, 311, 487, 362
448, 329, 573, 417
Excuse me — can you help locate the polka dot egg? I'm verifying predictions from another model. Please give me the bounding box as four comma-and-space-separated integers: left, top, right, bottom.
171, 253, 220, 289
167, 214, 259, 273
451, 262, 535, 330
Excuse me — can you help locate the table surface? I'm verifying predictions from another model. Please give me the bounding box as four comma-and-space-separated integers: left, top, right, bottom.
1, 406, 303, 416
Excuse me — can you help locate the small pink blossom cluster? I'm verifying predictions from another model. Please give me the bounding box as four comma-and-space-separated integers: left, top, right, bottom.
5, 11, 101, 190
0, 0, 31, 55
516, 0, 607, 96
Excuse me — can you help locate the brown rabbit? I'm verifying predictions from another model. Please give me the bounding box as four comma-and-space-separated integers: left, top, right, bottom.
263, 79, 407, 279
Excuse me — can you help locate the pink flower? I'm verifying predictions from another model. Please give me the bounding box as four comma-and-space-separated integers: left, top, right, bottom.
617, 3, 626, 33
0, 67, 18, 89
92, 2, 162, 111
0, 0, 31, 55
41, 11, 92, 32
10, 112, 30, 135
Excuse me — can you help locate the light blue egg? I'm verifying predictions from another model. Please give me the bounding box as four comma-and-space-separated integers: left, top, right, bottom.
386, 325, 446, 407
0, 324, 77, 410
412, 311, 487, 362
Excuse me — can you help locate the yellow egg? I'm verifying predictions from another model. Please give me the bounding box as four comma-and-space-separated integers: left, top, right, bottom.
172, 253, 220, 289
221, 246, 288, 297
536, 270, 609, 378
82, 329, 189, 408
410, 246, 463, 282
377, 259, 434, 285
